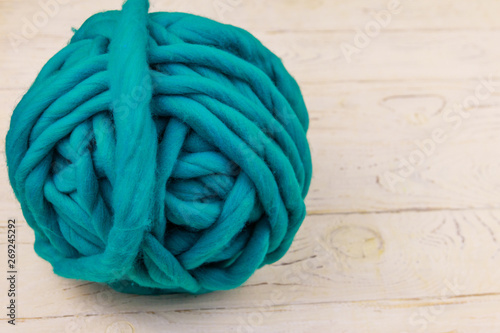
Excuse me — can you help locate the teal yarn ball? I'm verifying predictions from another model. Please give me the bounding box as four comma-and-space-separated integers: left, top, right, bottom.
5, 0, 312, 295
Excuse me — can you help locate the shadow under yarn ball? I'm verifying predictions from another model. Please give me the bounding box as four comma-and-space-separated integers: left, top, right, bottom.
5, 0, 312, 295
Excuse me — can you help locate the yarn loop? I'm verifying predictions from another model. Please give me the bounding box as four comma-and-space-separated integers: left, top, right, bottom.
5, 0, 312, 294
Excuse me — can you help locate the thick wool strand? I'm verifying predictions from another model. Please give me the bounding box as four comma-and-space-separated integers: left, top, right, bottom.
5, 0, 312, 294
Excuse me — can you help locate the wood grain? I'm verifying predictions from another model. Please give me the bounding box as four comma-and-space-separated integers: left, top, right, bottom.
1, 0, 500, 332
2, 210, 500, 332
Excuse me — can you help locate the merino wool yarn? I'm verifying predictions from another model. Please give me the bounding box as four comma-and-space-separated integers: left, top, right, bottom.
5, 0, 312, 295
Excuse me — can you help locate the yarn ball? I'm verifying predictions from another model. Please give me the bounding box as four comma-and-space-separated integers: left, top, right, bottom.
5, 0, 312, 295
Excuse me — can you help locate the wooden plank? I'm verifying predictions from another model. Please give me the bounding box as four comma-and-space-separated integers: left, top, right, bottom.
2, 0, 500, 331
266, 31, 500, 83
3, 1, 500, 87
2, 0, 500, 34
303, 80, 500, 213
3, 29, 500, 86
2, 209, 500, 321
5, 79, 500, 213
3, 79, 500, 213
3, 296, 500, 333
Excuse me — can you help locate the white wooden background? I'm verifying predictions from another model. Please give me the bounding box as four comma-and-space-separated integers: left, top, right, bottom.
2, 0, 500, 332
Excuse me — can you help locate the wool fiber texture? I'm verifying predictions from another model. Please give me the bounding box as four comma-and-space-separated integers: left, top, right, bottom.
5, 0, 312, 294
